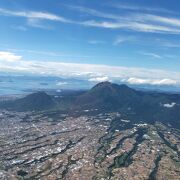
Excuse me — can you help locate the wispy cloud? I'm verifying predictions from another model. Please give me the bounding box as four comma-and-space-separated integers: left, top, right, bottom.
111, 3, 175, 14
5, 48, 96, 59
1, 6, 180, 34
134, 14, 180, 27
65, 5, 121, 20
113, 36, 180, 50
0, 8, 70, 22
65, 5, 180, 34
81, 20, 180, 34
0, 4, 180, 34
139, 52, 162, 59
0, 8, 71, 28
113, 36, 137, 45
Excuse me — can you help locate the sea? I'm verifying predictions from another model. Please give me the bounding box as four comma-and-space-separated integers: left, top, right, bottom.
0, 75, 91, 96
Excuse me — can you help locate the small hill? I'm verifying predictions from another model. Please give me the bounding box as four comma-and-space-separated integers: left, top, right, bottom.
0, 92, 55, 111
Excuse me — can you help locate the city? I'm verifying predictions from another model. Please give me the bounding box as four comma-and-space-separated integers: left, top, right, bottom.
0, 109, 179, 179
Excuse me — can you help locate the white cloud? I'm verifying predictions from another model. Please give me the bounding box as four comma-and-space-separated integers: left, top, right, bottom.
1, 6, 180, 34
126, 77, 176, 85
25, 12, 66, 21
0, 52, 179, 87
139, 52, 162, 59
0, 8, 69, 22
126, 78, 148, 85
152, 79, 177, 85
0, 8, 71, 28
0, 51, 22, 62
139, 14, 180, 27
163, 102, 176, 108
67, 5, 180, 34
81, 20, 180, 34
89, 76, 109, 82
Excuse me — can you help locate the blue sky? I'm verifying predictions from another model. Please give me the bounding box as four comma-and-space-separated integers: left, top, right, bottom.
0, 0, 180, 87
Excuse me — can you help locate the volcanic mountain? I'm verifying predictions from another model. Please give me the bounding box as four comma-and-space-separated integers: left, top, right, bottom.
74, 82, 180, 127
74, 81, 141, 111
0, 82, 180, 128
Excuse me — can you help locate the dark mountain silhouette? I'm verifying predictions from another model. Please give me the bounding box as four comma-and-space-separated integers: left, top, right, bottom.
74, 82, 140, 110
74, 82, 180, 128
0, 92, 55, 111
0, 82, 179, 128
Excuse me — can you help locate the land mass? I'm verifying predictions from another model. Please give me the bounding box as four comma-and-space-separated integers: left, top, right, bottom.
0, 82, 179, 179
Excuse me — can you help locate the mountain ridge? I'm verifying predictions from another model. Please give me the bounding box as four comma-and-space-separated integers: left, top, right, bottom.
0, 82, 180, 128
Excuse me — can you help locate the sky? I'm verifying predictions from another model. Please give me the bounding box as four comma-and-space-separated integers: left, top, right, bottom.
0, 0, 180, 88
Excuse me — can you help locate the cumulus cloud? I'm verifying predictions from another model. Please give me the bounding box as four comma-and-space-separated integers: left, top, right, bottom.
126, 77, 176, 85
88, 76, 109, 82
163, 102, 176, 108
0, 51, 22, 62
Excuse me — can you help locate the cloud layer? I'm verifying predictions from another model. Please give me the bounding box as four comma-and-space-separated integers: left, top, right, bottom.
126, 77, 176, 85
0, 51, 22, 62
0, 51, 179, 87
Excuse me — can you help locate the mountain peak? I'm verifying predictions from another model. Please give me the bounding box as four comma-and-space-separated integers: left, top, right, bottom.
92, 82, 131, 92
26, 91, 50, 99
12, 91, 55, 111
75, 82, 138, 111
91, 81, 117, 94
118, 84, 130, 89
92, 81, 112, 89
